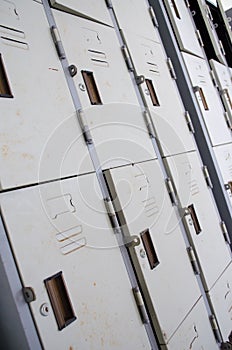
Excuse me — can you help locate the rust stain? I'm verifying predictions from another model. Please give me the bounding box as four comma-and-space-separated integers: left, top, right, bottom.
22, 153, 34, 160
2, 145, 9, 157
69, 347, 73, 350
16, 109, 21, 116
93, 282, 96, 287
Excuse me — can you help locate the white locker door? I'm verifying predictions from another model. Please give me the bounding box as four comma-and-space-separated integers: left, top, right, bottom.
189, 0, 226, 64
182, 53, 232, 146
210, 59, 232, 123
160, 298, 218, 349
118, 31, 195, 156
0, 0, 93, 190
162, 0, 204, 58
207, 263, 232, 341
164, 151, 232, 291
214, 143, 232, 205
53, 10, 156, 169
49, 0, 113, 27
0, 173, 151, 349
111, 0, 160, 43
104, 159, 210, 346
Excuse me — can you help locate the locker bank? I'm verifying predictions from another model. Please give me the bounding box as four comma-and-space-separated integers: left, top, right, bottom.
0, 0, 232, 349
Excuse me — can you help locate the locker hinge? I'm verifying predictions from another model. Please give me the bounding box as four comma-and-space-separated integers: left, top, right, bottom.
50, 26, 66, 60
209, 314, 222, 343
206, 5, 214, 22
167, 58, 177, 80
105, 0, 113, 9
184, 0, 190, 7
166, 178, 177, 205
185, 111, 195, 133
196, 30, 204, 47
143, 110, 155, 138
187, 246, 200, 275
224, 111, 232, 130
219, 40, 226, 56
121, 45, 134, 72
202, 165, 213, 188
124, 235, 140, 248
220, 221, 231, 244
149, 6, 159, 27
132, 287, 149, 324
104, 197, 119, 229
77, 109, 93, 144
210, 70, 218, 87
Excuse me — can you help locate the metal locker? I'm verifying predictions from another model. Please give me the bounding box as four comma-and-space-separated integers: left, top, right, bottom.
0, 0, 93, 190
53, 10, 156, 169
162, 0, 205, 58
182, 52, 232, 146
164, 151, 232, 291
214, 143, 232, 205
210, 59, 232, 125
49, 0, 113, 27
110, 0, 160, 44
160, 298, 218, 350
207, 263, 232, 341
104, 159, 214, 346
0, 173, 152, 349
113, 30, 196, 156
188, 0, 226, 64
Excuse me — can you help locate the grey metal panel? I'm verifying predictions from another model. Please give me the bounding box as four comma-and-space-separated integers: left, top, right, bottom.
163, 0, 204, 57
104, 159, 211, 346
0, 0, 93, 190
50, 0, 113, 26
0, 173, 151, 349
164, 151, 232, 291
53, 9, 156, 169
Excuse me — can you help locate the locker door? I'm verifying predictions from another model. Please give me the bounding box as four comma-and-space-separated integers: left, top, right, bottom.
104, 159, 212, 346
208, 263, 232, 341
162, 0, 204, 58
117, 31, 195, 156
210, 59, 232, 123
0, 173, 151, 349
182, 53, 232, 146
214, 143, 232, 205
53, 10, 156, 169
0, 0, 93, 190
160, 298, 218, 350
49, 0, 113, 27
188, 0, 226, 64
110, 0, 160, 43
164, 151, 232, 291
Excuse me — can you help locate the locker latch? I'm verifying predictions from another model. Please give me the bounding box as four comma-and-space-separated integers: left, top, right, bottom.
220, 221, 231, 245
22, 287, 36, 303
202, 165, 213, 188
124, 235, 140, 248
167, 58, 177, 80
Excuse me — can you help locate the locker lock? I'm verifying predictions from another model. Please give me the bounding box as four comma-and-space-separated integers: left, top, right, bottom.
40, 303, 49, 317
68, 64, 77, 78
22, 287, 36, 303
135, 75, 145, 85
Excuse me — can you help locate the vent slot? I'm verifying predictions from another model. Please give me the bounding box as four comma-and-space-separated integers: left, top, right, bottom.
44, 272, 76, 330
0, 54, 13, 98
81, 70, 102, 105
188, 204, 202, 235
145, 79, 160, 106
140, 229, 159, 270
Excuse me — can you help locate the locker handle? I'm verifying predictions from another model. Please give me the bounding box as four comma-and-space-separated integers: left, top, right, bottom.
170, 0, 181, 19
140, 229, 159, 270
145, 79, 160, 106
81, 70, 102, 105
194, 87, 209, 111
188, 204, 202, 235
44, 271, 76, 330
0, 54, 13, 98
